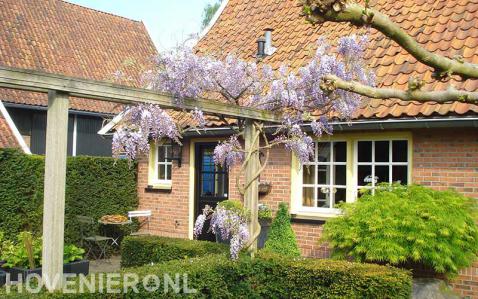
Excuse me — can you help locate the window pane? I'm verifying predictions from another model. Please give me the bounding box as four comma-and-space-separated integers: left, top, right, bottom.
158, 146, 166, 161
393, 141, 408, 162
334, 165, 346, 186
392, 166, 408, 184
333, 188, 346, 206
317, 165, 330, 185
317, 143, 330, 162
215, 173, 227, 196
303, 165, 316, 184
358, 141, 372, 162
317, 187, 329, 208
358, 165, 372, 186
302, 187, 314, 207
165, 145, 172, 159
375, 141, 389, 162
166, 164, 172, 180
201, 173, 215, 196
333, 142, 346, 162
158, 164, 166, 180
375, 165, 389, 184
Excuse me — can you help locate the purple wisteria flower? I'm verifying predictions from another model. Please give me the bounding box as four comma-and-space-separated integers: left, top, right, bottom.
213, 136, 244, 167
112, 104, 181, 160
193, 204, 249, 259
191, 107, 207, 128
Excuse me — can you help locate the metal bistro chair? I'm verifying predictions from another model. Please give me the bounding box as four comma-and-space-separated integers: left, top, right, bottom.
76, 215, 114, 260
128, 210, 152, 235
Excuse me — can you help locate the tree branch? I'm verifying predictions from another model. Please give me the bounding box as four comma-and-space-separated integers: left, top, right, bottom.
322, 75, 478, 103
301, 1, 478, 80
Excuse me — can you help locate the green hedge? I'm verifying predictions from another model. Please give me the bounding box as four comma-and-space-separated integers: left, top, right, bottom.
2, 251, 412, 298
0, 149, 138, 244
121, 235, 229, 268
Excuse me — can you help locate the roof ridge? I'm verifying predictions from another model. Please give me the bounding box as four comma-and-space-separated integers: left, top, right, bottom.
61, 0, 142, 24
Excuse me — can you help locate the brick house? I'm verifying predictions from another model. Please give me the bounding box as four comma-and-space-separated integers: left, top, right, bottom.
124, 0, 478, 296
0, 0, 157, 156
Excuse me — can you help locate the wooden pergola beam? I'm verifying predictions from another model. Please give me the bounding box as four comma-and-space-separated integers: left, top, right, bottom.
0, 66, 280, 123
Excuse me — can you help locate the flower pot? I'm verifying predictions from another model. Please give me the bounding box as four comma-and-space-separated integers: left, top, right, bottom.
3, 260, 89, 282
258, 219, 272, 249
0, 269, 6, 287
64, 260, 89, 276
5, 266, 42, 282
258, 181, 272, 196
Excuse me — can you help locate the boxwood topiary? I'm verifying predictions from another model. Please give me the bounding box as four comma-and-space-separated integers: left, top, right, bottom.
264, 202, 301, 257
322, 184, 478, 276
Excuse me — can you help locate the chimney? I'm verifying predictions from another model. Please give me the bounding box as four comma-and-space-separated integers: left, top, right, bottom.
264, 28, 274, 55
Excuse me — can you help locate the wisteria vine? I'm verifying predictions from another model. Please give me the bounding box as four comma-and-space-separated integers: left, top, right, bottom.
112, 34, 374, 166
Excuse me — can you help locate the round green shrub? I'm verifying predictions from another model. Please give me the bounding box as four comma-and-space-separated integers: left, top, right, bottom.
264, 202, 300, 257
322, 184, 478, 276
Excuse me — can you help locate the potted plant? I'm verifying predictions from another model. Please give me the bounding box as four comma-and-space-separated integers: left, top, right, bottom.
257, 204, 272, 249
194, 200, 250, 259
1, 232, 89, 282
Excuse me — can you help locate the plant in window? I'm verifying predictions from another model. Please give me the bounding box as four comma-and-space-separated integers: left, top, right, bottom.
264, 203, 301, 257
321, 184, 478, 276
194, 200, 249, 259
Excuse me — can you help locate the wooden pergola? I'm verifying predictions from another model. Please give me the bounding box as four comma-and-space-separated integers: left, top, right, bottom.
0, 65, 281, 291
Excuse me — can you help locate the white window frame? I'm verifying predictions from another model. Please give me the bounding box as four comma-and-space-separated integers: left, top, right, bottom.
291, 132, 412, 219
149, 142, 173, 187
299, 141, 348, 214
354, 139, 411, 194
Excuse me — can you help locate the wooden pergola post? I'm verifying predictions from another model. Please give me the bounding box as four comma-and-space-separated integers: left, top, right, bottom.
244, 120, 260, 255
41, 91, 69, 291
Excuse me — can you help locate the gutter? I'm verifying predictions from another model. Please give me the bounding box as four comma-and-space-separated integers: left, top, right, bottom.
182, 116, 478, 137
2, 102, 116, 117
0, 100, 31, 154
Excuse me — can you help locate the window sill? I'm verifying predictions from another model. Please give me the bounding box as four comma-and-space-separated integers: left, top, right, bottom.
290, 212, 340, 224
145, 184, 172, 193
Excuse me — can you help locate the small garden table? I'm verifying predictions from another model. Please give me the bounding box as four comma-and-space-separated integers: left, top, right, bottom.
98, 220, 132, 247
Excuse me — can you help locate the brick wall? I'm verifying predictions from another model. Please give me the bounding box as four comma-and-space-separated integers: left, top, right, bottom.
136, 139, 191, 238
413, 128, 478, 198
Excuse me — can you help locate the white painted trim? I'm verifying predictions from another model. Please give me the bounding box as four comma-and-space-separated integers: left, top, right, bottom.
0, 100, 31, 154
191, 0, 229, 47
97, 111, 124, 135
72, 114, 78, 156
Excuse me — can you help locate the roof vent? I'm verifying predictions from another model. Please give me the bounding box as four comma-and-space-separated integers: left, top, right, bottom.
257, 36, 266, 58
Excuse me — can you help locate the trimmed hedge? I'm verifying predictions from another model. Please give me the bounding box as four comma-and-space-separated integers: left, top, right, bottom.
2, 251, 412, 298
121, 235, 229, 268
0, 149, 138, 244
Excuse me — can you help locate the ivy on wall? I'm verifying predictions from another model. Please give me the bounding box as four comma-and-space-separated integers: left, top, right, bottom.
0, 149, 138, 244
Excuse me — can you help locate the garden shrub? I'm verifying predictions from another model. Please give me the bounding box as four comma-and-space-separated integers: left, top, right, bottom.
264, 202, 300, 257
2, 251, 411, 298
121, 235, 229, 267
322, 184, 478, 276
0, 149, 138, 244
